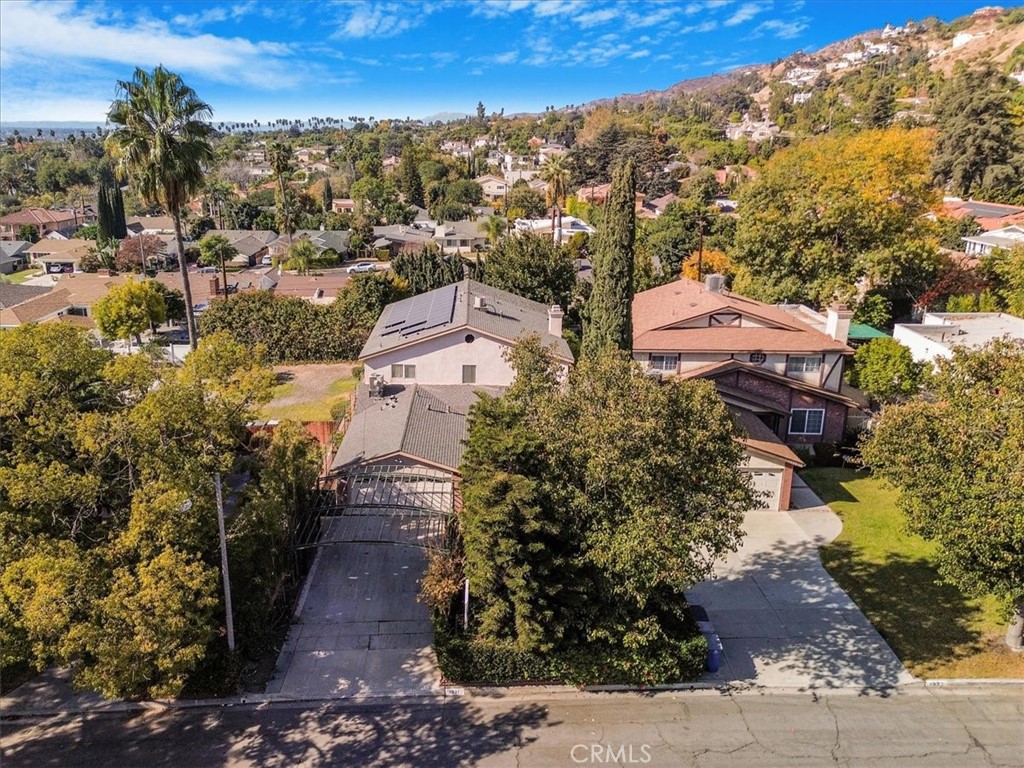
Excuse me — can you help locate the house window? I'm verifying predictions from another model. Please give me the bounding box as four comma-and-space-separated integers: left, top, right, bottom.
650, 354, 678, 372
391, 364, 416, 379
462, 365, 476, 384
749, 352, 767, 364
787, 356, 822, 373
710, 312, 741, 326
790, 409, 825, 435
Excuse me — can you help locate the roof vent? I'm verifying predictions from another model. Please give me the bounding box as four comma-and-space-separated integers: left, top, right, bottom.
474, 296, 487, 309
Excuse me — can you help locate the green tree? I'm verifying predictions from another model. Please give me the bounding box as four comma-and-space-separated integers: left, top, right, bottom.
198, 234, 237, 299
865, 80, 895, 128
458, 340, 754, 674
322, 177, 334, 213
931, 66, 1022, 199
483, 232, 576, 307
267, 141, 294, 239
539, 153, 571, 208
396, 146, 424, 208
108, 66, 215, 350
286, 238, 317, 275
94, 278, 168, 347
582, 158, 635, 358
505, 184, 547, 219
981, 246, 1024, 315
479, 214, 506, 246
111, 184, 128, 239
851, 337, 923, 405
97, 185, 114, 241
861, 339, 1024, 650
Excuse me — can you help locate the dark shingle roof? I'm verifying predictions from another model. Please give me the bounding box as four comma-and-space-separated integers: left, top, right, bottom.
0, 283, 52, 309
333, 383, 503, 472
360, 279, 572, 361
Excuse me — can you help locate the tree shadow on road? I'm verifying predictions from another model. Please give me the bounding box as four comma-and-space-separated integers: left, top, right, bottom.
1, 698, 554, 768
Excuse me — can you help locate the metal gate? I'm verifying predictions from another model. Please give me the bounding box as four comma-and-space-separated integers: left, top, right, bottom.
295, 464, 455, 551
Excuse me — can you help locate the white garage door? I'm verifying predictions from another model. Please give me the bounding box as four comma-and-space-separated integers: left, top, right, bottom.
745, 469, 783, 511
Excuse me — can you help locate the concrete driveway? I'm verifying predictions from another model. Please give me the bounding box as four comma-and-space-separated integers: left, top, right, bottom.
686, 477, 914, 691
267, 542, 441, 699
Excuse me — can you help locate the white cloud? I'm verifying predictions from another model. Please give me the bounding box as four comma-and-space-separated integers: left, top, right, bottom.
172, 1, 257, 30
724, 2, 766, 27
470, 0, 534, 18
625, 6, 678, 28
681, 20, 718, 33
0, 93, 113, 122
628, 49, 651, 59
0, 1, 298, 89
531, 0, 578, 17
576, 7, 621, 28
755, 17, 808, 39
334, 1, 440, 38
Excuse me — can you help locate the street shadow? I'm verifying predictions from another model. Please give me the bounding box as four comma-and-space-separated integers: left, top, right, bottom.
0, 699, 553, 768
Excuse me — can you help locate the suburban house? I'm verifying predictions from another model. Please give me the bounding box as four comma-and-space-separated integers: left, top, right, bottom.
893, 311, 1024, 364
203, 229, 277, 266
331, 198, 357, 213
632, 276, 858, 508
371, 224, 435, 256
961, 225, 1024, 256
360, 279, 572, 387
126, 216, 177, 236
333, 280, 571, 477
433, 221, 487, 253
475, 174, 510, 202
513, 214, 595, 243
0, 287, 80, 329
0, 208, 82, 240
26, 239, 94, 273
724, 117, 780, 142
638, 193, 680, 219
267, 230, 351, 262
936, 198, 1024, 231
0, 241, 32, 274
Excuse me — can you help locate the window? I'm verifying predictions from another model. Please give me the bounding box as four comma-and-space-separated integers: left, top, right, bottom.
462, 365, 476, 384
749, 352, 767, 364
790, 409, 825, 435
650, 354, 678, 373
710, 312, 741, 326
787, 356, 822, 373
390, 364, 416, 379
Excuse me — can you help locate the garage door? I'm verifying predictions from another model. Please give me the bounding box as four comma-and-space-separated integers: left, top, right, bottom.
744, 469, 783, 511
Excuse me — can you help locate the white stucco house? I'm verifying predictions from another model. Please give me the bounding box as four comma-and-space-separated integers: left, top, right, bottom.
332, 280, 571, 476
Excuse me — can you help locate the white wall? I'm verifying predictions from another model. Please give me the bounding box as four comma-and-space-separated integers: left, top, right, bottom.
363, 330, 518, 386
893, 325, 953, 364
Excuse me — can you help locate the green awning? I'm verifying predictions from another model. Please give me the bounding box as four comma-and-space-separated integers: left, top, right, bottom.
848, 323, 889, 340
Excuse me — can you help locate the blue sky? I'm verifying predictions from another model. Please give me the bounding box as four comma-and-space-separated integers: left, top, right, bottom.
0, 0, 990, 123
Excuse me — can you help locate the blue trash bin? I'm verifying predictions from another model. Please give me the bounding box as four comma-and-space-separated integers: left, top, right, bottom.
705, 634, 723, 673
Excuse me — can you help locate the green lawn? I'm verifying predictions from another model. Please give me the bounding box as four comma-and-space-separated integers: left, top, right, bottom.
5, 269, 44, 285
803, 467, 1024, 680
261, 373, 356, 422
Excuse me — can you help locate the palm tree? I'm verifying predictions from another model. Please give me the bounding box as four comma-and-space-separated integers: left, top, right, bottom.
479, 214, 506, 247
267, 141, 295, 241
107, 66, 215, 350
540, 153, 571, 209
286, 238, 316, 275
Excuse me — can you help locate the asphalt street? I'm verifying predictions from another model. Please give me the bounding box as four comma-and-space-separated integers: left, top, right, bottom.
2, 687, 1021, 767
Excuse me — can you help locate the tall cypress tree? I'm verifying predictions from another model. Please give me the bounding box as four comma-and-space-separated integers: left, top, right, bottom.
322, 179, 334, 214
97, 186, 113, 242
111, 185, 128, 239
397, 147, 424, 208
582, 158, 636, 358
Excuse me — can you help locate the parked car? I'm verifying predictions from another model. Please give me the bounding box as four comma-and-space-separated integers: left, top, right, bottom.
261, 255, 273, 266
347, 261, 377, 274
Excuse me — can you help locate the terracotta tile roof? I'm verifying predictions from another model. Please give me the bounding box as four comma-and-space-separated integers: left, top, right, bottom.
731, 408, 803, 466
633, 278, 852, 354
271, 272, 351, 300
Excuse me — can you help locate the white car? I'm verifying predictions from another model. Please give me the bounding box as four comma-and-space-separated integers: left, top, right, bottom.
261, 255, 273, 266
347, 261, 377, 274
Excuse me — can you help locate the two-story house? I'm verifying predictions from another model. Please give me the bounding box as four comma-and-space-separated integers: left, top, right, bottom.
633, 276, 858, 510
333, 280, 571, 476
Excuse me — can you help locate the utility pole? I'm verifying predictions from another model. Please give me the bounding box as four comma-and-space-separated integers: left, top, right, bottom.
697, 213, 705, 281
214, 472, 236, 652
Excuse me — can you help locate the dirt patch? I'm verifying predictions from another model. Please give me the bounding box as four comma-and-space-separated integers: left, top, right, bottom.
263, 363, 357, 422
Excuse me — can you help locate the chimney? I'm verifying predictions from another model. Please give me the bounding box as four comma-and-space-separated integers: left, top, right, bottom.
209, 276, 220, 297
548, 305, 564, 336
825, 303, 853, 344
704, 274, 725, 293
474, 295, 487, 310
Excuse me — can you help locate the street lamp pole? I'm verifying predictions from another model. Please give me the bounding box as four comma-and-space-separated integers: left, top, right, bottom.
214, 472, 236, 652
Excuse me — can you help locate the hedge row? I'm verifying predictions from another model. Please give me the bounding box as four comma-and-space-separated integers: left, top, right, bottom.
433, 616, 707, 687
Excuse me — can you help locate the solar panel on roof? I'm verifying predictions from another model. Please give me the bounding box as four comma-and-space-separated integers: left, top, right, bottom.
381, 283, 459, 337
